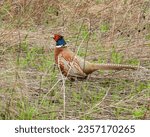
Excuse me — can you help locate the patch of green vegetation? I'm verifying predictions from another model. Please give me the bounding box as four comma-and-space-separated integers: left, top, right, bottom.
97, 57, 106, 64
17, 104, 37, 120
0, 2, 11, 17
19, 47, 39, 68
44, 6, 59, 26
114, 107, 127, 119
9, 94, 36, 120
127, 59, 139, 65
81, 115, 93, 120
80, 25, 90, 40
0, 2, 11, 27
100, 23, 109, 33
49, 111, 57, 119
135, 83, 149, 93
36, 114, 50, 120
132, 107, 146, 119
20, 36, 29, 51
18, 40, 54, 72
42, 71, 58, 88
78, 48, 87, 57
91, 89, 106, 104
41, 99, 51, 107
95, 0, 104, 4
145, 34, 150, 40
87, 32, 95, 42
147, 83, 150, 90
72, 92, 82, 101
123, 0, 128, 4
111, 48, 123, 64
47, 6, 58, 14
17, 98, 59, 120
112, 93, 121, 101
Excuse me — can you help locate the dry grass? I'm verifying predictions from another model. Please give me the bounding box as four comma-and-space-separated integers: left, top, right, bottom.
0, 0, 150, 120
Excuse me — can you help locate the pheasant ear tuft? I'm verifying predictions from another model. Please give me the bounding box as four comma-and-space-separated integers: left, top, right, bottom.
53, 34, 63, 41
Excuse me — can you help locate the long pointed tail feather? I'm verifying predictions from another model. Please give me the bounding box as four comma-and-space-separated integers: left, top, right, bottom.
94, 63, 142, 70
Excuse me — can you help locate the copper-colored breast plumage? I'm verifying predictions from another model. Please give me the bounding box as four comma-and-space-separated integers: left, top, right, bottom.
54, 47, 87, 79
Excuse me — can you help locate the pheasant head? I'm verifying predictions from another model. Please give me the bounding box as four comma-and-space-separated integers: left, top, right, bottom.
53, 34, 66, 47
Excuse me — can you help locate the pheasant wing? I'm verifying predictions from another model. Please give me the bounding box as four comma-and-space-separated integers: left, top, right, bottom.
58, 54, 87, 78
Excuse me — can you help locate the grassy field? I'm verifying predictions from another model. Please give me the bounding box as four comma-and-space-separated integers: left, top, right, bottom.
0, 0, 150, 120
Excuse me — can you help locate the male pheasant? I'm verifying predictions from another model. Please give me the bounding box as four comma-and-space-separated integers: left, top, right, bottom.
53, 34, 142, 80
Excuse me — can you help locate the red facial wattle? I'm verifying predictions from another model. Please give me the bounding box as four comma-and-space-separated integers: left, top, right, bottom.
53, 34, 62, 42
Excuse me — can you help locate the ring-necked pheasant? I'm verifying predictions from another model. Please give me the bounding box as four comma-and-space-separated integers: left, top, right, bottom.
53, 34, 142, 80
